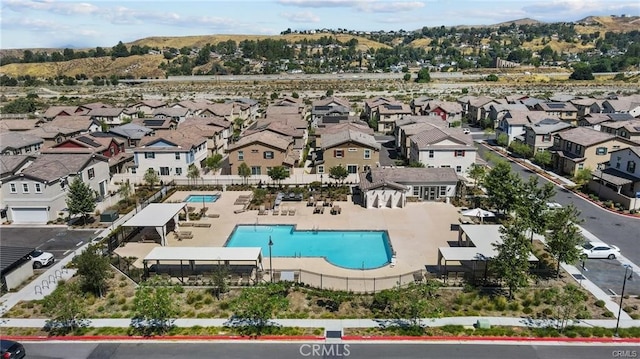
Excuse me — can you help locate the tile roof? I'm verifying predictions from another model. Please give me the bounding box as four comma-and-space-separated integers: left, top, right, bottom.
378, 103, 412, 115
136, 100, 166, 108
173, 100, 213, 112
49, 115, 94, 131
395, 115, 446, 128
109, 123, 154, 139
600, 119, 640, 132
536, 102, 578, 112
152, 107, 189, 117
316, 122, 374, 136
410, 127, 474, 149
0, 155, 33, 176
321, 129, 380, 150
556, 127, 615, 146
526, 119, 572, 134
312, 96, 350, 108
0, 132, 43, 152
42, 106, 85, 118
468, 96, 496, 107
265, 105, 301, 116
245, 121, 304, 138
138, 130, 206, 150
228, 131, 292, 151
88, 107, 126, 117
427, 100, 463, 114
358, 167, 458, 191
19, 152, 107, 182
0, 119, 39, 132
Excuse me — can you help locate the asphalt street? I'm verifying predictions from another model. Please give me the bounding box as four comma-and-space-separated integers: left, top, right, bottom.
22, 341, 640, 359
0, 227, 97, 261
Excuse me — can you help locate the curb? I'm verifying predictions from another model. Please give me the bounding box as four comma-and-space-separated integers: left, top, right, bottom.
1, 335, 326, 342
341, 335, 640, 343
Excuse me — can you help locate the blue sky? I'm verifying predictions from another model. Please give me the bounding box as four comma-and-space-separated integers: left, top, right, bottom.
1, 0, 638, 49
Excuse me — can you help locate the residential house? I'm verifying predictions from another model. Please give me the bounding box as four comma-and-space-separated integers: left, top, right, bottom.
273, 96, 304, 113
363, 96, 397, 122
579, 113, 635, 131
466, 96, 499, 124
108, 123, 154, 148
131, 100, 167, 117
589, 147, 640, 210
1, 152, 110, 224
358, 167, 459, 207
225, 98, 260, 121
551, 127, 636, 176
49, 134, 131, 174
570, 98, 603, 117
199, 103, 236, 122
505, 94, 530, 104
533, 102, 578, 124
393, 116, 446, 152
179, 117, 230, 155
409, 127, 476, 175
151, 107, 190, 124
24, 123, 87, 148
375, 102, 412, 133
42, 106, 87, 121
397, 122, 440, 160
132, 130, 208, 177
49, 115, 98, 133
600, 119, 640, 144
245, 121, 306, 152
88, 107, 135, 128
0, 119, 39, 132
315, 129, 380, 175
310, 97, 352, 128
0, 155, 34, 181
0, 132, 43, 156
488, 103, 529, 127
410, 96, 433, 115
226, 131, 296, 176
171, 99, 213, 116
602, 95, 640, 117
424, 101, 464, 126
524, 118, 572, 153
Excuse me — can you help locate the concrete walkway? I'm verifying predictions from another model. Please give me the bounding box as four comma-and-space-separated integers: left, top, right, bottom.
3, 317, 640, 330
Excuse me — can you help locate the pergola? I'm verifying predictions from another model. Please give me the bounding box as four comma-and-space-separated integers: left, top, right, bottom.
142, 246, 263, 283
437, 224, 538, 282
122, 203, 187, 246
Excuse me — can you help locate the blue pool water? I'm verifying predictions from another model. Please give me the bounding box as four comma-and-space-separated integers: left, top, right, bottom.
225, 225, 392, 269
185, 194, 220, 203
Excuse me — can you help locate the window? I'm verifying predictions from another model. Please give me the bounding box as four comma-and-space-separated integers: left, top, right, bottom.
175, 167, 182, 175
364, 149, 371, 159
564, 142, 571, 150
263, 151, 274, 159
88, 168, 95, 179
131, 168, 137, 174
347, 165, 357, 174
175, 152, 181, 160
35, 183, 42, 193
575, 144, 583, 154
251, 149, 259, 154
25, 147, 31, 153
10, 183, 16, 193
22, 183, 29, 193
413, 186, 419, 196
251, 166, 261, 175
348, 148, 357, 152
160, 167, 170, 176
578, 163, 584, 170
595, 147, 607, 156
627, 161, 636, 173
110, 147, 115, 156
440, 186, 447, 196
456, 165, 462, 173
238, 151, 244, 161
454, 150, 465, 157
144, 152, 155, 159
318, 165, 325, 174
428, 150, 434, 158
334, 149, 344, 158
542, 134, 551, 142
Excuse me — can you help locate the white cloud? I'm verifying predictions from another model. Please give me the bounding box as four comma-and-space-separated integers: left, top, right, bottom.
522, 0, 639, 16
358, 1, 425, 13
280, 11, 320, 23
277, 0, 360, 8
3, 0, 99, 15
278, 0, 426, 13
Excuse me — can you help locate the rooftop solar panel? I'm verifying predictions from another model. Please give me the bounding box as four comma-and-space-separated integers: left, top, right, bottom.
546, 103, 566, 109
76, 136, 101, 147
144, 120, 167, 127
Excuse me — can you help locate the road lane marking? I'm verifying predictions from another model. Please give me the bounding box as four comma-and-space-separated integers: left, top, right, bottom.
63, 250, 71, 256
76, 241, 84, 247
46, 238, 55, 242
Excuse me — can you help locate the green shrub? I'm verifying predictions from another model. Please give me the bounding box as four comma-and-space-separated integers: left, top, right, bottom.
542, 308, 553, 316
493, 296, 508, 311
602, 310, 614, 318
594, 300, 606, 308
522, 307, 533, 315
507, 302, 520, 311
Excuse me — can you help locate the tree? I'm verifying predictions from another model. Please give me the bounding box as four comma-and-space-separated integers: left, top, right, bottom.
267, 166, 289, 186
392, 281, 442, 328
143, 168, 159, 188
211, 265, 230, 300
187, 164, 200, 188
569, 63, 594, 80
325, 89, 334, 97
486, 74, 499, 82
484, 161, 522, 214
415, 68, 431, 83
328, 165, 349, 184
553, 284, 588, 332
533, 150, 552, 170
237, 162, 251, 185
65, 176, 96, 225
496, 133, 509, 147
403, 73, 411, 82
492, 218, 531, 299
546, 204, 584, 278
516, 176, 556, 243
205, 154, 223, 174
573, 168, 592, 189
509, 141, 533, 158
232, 284, 289, 335
468, 164, 486, 187
73, 244, 110, 297
131, 279, 178, 336
118, 180, 132, 204
42, 281, 85, 335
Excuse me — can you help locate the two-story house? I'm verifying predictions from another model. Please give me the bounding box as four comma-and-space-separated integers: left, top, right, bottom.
551, 127, 636, 177
1, 152, 110, 224
363, 96, 397, 122
311, 97, 351, 126
151, 107, 190, 125
523, 118, 572, 153
570, 98, 603, 117
425, 101, 464, 126
533, 102, 579, 124
600, 119, 640, 144
88, 107, 136, 128
466, 96, 500, 124
488, 103, 529, 128
42, 106, 88, 121
0, 132, 43, 156
578, 113, 635, 131
602, 95, 640, 117
132, 130, 208, 178
226, 131, 296, 176
245, 121, 306, 153
315, 129, 380, 175
225, 98, 260, 121
589, 146, 640, 210
409, 127, 476, 175
179, 117, 230, 156
375, 102, 412, 133
50, 134, 131, 174
0, 119, 39, 132
131, 100, 167, 117
410, 96, 433, 115
108, 123, 155, 149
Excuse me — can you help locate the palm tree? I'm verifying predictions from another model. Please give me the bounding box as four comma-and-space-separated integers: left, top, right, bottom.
187, 164, 200, 188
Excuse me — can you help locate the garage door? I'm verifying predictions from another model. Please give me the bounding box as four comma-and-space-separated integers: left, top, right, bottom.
11, 207, 49, 224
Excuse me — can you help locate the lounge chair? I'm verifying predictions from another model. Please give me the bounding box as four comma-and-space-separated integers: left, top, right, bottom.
272, 208, 280, 215
331, 205, 341, 215
288, 208, 296, 216
314, 205, 324, 214
258, 205, 267, 215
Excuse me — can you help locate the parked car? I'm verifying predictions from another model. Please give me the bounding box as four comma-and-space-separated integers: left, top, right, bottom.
28, 249, 55, 269
579, 241, 620, 259
1, 339, 26, 359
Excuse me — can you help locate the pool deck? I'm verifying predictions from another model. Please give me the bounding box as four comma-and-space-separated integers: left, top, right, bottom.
115, 190, 460, 282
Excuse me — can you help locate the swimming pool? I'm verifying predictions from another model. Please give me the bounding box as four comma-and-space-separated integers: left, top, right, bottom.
225, 225, 393, 269
185, 194, 220, 203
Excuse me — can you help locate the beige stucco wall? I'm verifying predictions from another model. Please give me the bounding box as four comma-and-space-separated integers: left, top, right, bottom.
320, 141, 380, 173
227, 142, 291, 175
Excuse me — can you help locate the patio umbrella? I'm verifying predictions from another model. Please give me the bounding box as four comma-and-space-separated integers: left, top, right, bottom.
461, 208, 495, 223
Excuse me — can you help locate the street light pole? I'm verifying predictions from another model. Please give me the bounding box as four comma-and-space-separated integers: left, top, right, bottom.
268, 236, 273, 283
597, 163, 605, 199
615, 264, 633, 337
320, 174, 323, 199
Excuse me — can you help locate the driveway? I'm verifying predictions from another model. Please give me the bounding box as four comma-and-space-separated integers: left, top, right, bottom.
375, 135, 398, 167
0, 227, 96, 261
477, 144, 640, 265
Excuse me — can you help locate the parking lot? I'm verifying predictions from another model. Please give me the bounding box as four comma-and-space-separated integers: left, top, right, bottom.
577, 258, 640, 296
1, 227, 98, 262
